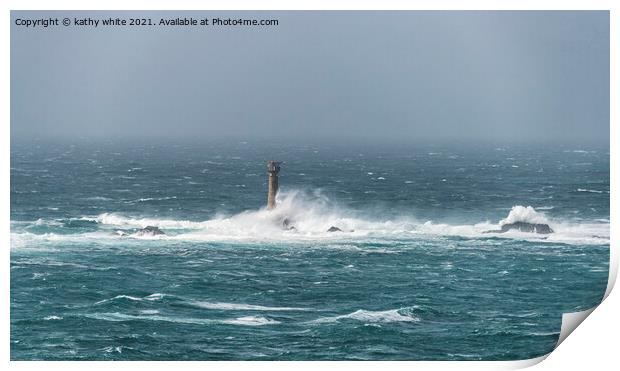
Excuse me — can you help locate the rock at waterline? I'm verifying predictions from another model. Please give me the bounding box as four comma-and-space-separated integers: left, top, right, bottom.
282, 218, 296, 231
134, 226, 166, 236
327, 226, 343, 232
501, 222, 553, 234
484, 222, 554, 234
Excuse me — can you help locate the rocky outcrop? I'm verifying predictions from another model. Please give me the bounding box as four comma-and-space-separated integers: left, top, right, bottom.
327, 226, 342, 232
501, 222, 553, 234
134, 226, 165, 236
282, 218, 296, 231
485, 222, 553, 234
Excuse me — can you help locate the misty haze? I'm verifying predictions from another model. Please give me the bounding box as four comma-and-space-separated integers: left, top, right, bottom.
11, 11, 609, 145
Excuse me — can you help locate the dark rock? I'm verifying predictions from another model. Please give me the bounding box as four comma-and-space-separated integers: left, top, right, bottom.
282, 218, 293, 228
501, 222, 553, 234
327, 226, 342, 232
134, 226, 165, 236
282, 217, 296, 230
485, 222, 553, 234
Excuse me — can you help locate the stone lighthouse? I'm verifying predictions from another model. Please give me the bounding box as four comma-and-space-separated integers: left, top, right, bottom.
267, 161, 281, 210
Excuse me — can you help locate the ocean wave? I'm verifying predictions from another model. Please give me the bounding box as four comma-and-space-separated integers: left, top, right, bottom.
220, 316, 281, 326
94, 293, 165, 305
84, 312, 279, 326
43, 315, 63, 320
84, 196, 113, 201
139, 309, 159, 315
528, 331, 560, 337
84, 213, 205, 229
94, 293, 306, 312
125, 196, 178, 203
311, 308, 419, 324
10, 191, 610, 247
187, 301, 308, 312
416, 217, 609, 246
101, 346, 132, 354
576, 188, 606, 194
499, 205, 549, 226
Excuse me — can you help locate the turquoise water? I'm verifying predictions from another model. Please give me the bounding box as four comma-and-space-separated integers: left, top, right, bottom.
10, 140, 609, 360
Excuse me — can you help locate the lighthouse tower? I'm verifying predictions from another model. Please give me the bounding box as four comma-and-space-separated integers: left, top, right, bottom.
267, 161, 281, 210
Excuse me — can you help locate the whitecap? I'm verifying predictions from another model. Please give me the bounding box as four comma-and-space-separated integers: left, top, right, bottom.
576, 188, 604, 194
94, 295, 144, 305
221, 316, 281, 326
187, 301, 307, 311
84, 312, 279, 326
499, 205, 549, 226
145, 293, 165, 300
139, 310, 159, 315
94, 293, 165, 305
312, 308, 419, 324
10, 192, 609, 247
85, 196, 113, 201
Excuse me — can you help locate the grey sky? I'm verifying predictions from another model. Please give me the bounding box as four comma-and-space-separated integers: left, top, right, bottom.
11, 11, 609, 144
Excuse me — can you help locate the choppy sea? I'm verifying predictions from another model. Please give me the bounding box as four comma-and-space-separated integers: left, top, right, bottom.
10, 140, 609, 360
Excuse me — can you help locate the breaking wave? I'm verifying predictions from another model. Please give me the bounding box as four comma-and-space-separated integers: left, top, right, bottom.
311, 308, 419, 324
576, 188, 606, 194
499, 205, 549, 226
94, 293, 165, 305
187, 301, 308, 312
93, 293, 308, 312
10, 190, 609, 247
84, 312, 280, 326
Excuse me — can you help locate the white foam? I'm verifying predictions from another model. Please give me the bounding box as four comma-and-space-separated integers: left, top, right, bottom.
499, 206, 549, 226
101, 346, 127, 354
10, 194, 610, 247
85, 312, 209, 324
94, 293, 165, 305
130, 196, 178, 203
81, 190, 409, 242
85, 213, 205, 229
577, 188, 604, 194
145, 293, 165, 300
85, 196, 113, 201
188, 301, 307, 311
84, 312, 279, 326
10, 231, 114, 249
312, 308, 419, 324
221, 316, 281, 326
139, 310, 159, 315
417, 218, 609, 245
94, 295, 145, 305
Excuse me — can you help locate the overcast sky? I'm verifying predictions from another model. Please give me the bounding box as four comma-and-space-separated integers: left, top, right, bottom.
11, 11, 609, 145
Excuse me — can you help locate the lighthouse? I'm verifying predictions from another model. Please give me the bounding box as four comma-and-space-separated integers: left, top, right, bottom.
267, 161, 281, 210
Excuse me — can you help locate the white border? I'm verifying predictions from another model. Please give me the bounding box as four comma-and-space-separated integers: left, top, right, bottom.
3, 1, 617, 370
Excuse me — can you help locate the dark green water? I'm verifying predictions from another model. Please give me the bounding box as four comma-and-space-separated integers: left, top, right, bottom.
10, 140, 609, 360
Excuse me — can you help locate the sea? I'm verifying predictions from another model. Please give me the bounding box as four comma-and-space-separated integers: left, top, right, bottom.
10, 139, 610, 360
